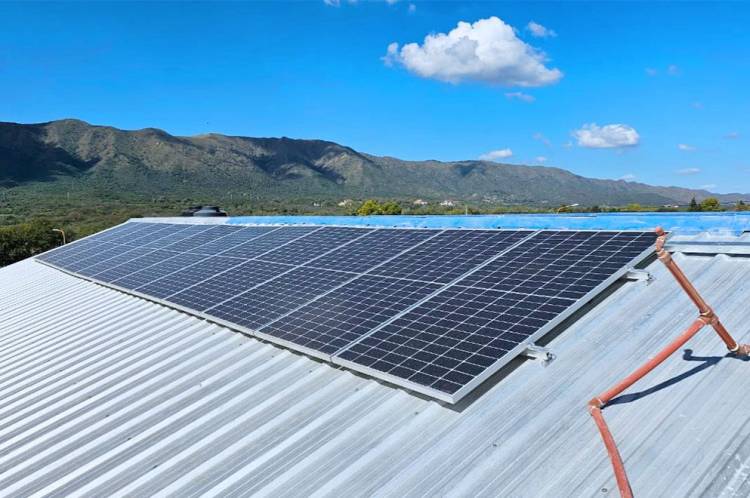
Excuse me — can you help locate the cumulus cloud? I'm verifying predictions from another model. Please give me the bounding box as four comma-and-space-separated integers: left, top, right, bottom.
535, 156, 547, 163
383, 16, 563, 87
619, 173, 637, 181
677, 167, 701, 175
667, 64, 680, 75
408, 3, 416, 12
725, 131, 740, 139
505, 91, 535, 102
678, 143, 696, 151
572, 123, 640, 149
479, 148, 513, 161
700, 184, 717, 190
526, 21, 556, 38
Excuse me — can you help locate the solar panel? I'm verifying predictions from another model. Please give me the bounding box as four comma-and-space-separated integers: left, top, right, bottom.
305, 229, 437, 273
335, 230, 657, 401
94, 249, 178, 283
77, 246, 156, 277
112, 252, 208, 290
189, 226, 279, 255
218, 226, 320, 259
256, 227, 372, 265
34, 220, 657, 404
335, 287, 575, 396
368, 230, 532, 283
136, 255, 243, 298
257, 275, 442, 357
206, 266, 356, 330
167, 260, 293, 311
160, 225, 245, 253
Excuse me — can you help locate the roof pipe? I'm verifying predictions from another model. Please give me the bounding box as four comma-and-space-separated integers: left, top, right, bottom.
588, 227, 750, 498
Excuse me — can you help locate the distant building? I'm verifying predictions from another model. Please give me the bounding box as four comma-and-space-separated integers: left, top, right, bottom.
440, 200, 456, 207
337, 199, 354, 207
413, 199, 429, 206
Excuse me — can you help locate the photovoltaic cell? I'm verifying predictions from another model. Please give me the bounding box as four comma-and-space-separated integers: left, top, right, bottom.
94, 249, 179, 283
369, 230, 532, 283
219, 226, 320, 259
141, 224, 212, 249
160, 225, 245, 253
206, 266, 356, 330
112, 252, 208, 290
305, 229, 436, 273
136, 255, 243, 298
336, 287, 575, 395
77, 247, 156, 277
191, 226, 279, 256
458, 231, 657, 300
258, 275, 441, 355
257, 227, 372, 265
166, 260, 293, 311
34, 220, 658, 404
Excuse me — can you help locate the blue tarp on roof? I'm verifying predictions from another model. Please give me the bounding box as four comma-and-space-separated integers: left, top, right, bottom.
228, 212, 750, 234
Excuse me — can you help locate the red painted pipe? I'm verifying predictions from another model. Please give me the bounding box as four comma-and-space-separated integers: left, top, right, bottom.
589, 227, 750, 497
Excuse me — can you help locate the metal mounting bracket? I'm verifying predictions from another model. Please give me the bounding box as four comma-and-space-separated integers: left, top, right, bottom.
623, 268, 653, 284
522, 343, 556, 365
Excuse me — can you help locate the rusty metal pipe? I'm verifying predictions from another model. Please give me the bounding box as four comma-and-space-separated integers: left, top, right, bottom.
590, 317, 707, 408
589, 405, 633, 498
589, 227, 750, 498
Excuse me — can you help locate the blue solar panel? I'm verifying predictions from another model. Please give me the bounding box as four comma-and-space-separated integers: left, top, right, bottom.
256, 227, 372, 265
191, 226, 279, 255
35, 221, 657, 403
257, 275, 442, 355
166, 260, 293, 311
206, 266, 356, 330
368, 230, 532, 283
112, 252, 208, 290
305, 229, 436, 273
136, 255, 243, 298
219, 226, 320, 259
94, 249, 178, 283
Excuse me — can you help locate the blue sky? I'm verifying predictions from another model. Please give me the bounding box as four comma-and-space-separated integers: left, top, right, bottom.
1, 1, 748, 193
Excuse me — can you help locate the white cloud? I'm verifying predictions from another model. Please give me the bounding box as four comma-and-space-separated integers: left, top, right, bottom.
535, 156, 547, 163
725, 131, 740, 139
645, 67, 658, 76
408, 3, 416, 12
691, 101, 704, 110
479, 148, 513, 161
383, 16, 563, 87
677, 143, 696, 151
386, 0, 399, 3
667, 64, 680, 75
526, 21, 556, 38
505, 91, 535, 103
324, 0, 340, 5
700, 184, 717, 190
572, 123, 640, 149
677, 167, 701, 175
619, 173, 637, 181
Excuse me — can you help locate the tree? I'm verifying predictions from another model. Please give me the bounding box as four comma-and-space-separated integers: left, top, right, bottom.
0, 219, 67, 267
735, 200, 750, 211
624, 203, 642, 212
356, 199, 402, 216
688, 197, 701, 212
700, 197, 722, 211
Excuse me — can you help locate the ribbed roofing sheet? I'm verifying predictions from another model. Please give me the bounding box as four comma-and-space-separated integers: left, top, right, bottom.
1, 248, 749, 497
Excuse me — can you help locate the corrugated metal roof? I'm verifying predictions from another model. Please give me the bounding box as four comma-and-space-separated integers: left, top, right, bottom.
1, 246, 749, 497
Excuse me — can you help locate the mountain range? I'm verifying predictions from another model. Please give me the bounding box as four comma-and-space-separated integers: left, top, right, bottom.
0, 119, 744, 207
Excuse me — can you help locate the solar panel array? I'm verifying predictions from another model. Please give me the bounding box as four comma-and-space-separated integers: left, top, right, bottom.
36, 221, 657, 403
